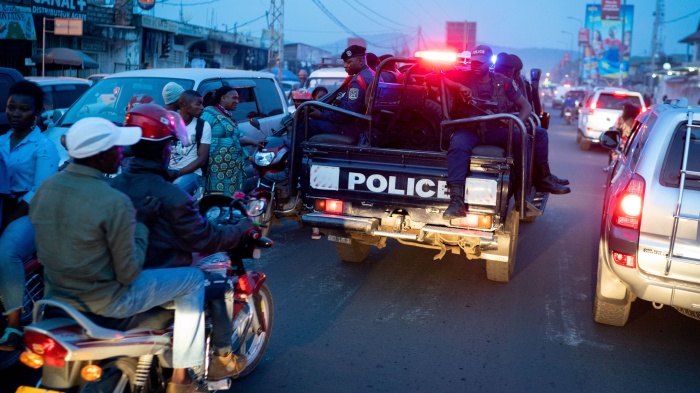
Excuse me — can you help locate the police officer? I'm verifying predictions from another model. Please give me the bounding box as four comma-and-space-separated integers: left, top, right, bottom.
442, 45, 568, 220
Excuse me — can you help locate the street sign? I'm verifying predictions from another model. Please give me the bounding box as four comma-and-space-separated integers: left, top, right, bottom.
578, 28, 590, 46
54, 18, 82, 36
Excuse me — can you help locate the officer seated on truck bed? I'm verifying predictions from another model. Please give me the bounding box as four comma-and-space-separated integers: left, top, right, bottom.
439, 45, 570, 220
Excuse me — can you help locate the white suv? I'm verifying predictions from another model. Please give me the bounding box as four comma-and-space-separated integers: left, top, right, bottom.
594, 99, 700, 326
577, 87, 645, 150
44, 68, 289, 165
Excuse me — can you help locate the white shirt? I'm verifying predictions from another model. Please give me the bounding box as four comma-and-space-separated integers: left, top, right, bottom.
169, 117, 211, 176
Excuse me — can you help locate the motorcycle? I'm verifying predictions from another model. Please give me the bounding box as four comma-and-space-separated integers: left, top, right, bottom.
246, 118, 299, 237
563, 106, 574, 125
0, 256, 43, 370
16, 196, 273, 392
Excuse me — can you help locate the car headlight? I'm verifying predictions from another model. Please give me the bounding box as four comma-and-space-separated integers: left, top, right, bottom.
246, 198, 267, 217
254, 151, 275, 166
206, 206, 221, 221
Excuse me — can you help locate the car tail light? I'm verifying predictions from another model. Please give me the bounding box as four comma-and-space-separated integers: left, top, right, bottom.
612, 174, 645, 230
453, 213, 492, 229
24, 331, 68, 368
589, 101, 597, 114
315, 199, 344, 214
612, 251, 636, 268
613, 91, 627, 96
641, 105, 647, 113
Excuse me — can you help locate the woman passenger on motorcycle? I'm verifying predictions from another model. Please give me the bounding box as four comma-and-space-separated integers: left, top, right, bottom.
200, 86, 247, 196
0, 81, 59, 351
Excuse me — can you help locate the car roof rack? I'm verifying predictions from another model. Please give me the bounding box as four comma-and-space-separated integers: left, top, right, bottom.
663, 97, 689, 107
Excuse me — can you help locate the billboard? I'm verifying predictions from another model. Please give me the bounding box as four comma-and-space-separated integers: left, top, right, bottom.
583, 3, 633, 84
446, 21, 476, 52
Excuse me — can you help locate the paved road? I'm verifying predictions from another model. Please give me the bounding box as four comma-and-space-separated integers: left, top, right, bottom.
230, 115, 700, 393
4, 115, 699, 393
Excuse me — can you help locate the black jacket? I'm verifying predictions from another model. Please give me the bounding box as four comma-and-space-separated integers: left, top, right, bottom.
111, 158, 245, 269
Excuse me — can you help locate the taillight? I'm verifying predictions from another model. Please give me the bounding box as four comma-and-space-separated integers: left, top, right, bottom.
589, 101, 597, 114
612, 174, 645, 230
24, 331, 68, 367
453, 213, 492, 229
641, 105, 647, 113
612, 251, 636, 268
315, 199, 344, 214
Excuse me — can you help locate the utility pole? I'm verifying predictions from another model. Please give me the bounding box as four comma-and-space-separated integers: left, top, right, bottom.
267, 0, 284, 81
649, 0, 664, 97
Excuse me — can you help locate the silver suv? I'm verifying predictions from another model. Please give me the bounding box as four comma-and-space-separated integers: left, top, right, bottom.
594, 98, 700, 326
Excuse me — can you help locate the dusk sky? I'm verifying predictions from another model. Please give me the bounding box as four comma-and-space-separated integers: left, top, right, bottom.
147, 0, 698, 58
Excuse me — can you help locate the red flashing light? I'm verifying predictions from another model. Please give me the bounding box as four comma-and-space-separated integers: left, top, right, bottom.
315, 199, 344, 214
612, 251, 636, 268
612, 174, 645, 230
414, 51, 457, 63
24, 331, 68, 368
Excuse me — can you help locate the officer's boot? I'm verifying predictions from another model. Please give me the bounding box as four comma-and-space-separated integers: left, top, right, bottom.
551, 174, 570, 186
443, 182, 467, 219
534, 163, 571, 195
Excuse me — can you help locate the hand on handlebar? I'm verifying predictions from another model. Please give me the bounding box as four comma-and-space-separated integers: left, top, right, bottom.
458, 86, 472, 102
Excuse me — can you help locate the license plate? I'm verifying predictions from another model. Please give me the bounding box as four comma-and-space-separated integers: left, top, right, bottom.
16, 387, 62, 393
327, 234, 352, 244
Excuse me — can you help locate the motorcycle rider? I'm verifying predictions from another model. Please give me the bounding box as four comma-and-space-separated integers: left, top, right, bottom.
110, 103, 254, 382
440, 45, 569, 220
562, 92, 576, 119
30, 117, 206, 393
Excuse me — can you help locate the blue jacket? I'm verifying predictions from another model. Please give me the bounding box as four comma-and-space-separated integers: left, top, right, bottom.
320, 65, 376, 122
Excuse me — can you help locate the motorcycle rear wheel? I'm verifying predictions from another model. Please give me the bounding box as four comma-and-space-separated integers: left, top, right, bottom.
233, 283, 274, 379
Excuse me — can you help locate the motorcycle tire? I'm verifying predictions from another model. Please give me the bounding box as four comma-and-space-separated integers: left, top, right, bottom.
259, 196, 276, 238
233, 283, 274, 379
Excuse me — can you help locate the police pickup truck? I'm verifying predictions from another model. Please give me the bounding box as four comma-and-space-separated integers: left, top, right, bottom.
294, 56, 547, 282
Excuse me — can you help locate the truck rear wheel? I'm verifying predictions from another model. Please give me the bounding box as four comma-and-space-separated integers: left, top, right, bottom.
486, 208, 519, 282
335, 240, 370, 263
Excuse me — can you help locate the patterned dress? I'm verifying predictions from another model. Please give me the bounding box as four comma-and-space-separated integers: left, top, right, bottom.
200, 106, 245, 196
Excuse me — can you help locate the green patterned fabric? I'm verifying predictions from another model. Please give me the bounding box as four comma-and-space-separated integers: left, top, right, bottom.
200, 106, 245, 196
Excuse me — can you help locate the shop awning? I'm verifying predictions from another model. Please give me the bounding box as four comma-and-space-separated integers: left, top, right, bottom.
33, 48, 99, 69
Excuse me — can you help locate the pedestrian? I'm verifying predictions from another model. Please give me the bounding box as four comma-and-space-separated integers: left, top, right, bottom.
162, 81, 185, 111
169, 90, 211, 196
0, 80, 59, 351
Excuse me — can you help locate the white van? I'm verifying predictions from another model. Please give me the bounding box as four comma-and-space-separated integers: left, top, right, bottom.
44, 68, 290, 165
307, 67, 347, 93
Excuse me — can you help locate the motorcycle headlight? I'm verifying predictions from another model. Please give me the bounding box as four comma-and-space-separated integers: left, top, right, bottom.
246, 198, 267, 217
254, 151, 275, 166
205, 206, 221, 221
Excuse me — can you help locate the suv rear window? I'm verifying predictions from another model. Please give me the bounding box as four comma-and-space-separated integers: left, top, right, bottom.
660, 121, 700, 191
596, 93, 642, 110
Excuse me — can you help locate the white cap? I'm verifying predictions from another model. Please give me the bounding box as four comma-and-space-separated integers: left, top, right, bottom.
66, 117, 142, 159
162, 82, 185, 105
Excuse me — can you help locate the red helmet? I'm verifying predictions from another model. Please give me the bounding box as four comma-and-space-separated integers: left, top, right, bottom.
125, 103, 190, 146
126, 94, 155, 111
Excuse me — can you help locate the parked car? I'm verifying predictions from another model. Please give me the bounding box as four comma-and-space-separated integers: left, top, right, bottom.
26, 76, 90, 130
577, 87, 645, 150
86, 73, 109, 85
0, 67, 25, 134
594, 98, 700, 326
307, 67, 347, 93
43, 68, 290, 165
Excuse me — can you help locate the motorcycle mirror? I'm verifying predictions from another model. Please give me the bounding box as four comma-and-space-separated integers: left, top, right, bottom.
249, 117, 261, 130
530, 68, 541, 84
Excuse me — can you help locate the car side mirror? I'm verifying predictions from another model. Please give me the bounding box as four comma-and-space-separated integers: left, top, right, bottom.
52, 109, 64, 124
600, 129, 621, 150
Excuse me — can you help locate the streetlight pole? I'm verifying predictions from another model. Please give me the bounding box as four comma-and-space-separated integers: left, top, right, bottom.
568, 16, 584, 84
222, 23, 228, 32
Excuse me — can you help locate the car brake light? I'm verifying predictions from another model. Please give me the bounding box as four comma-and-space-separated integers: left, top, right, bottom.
315, 199, 344, 214
589, 101, 597, 113
612, 174, 645, 230
612, 251, 636, 268
414, 51, 457, 63
641, 105, 647, 113
613, 91, 627, 96
24, 331, 68, 368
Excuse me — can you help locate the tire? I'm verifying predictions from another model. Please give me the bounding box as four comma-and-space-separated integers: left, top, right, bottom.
673, 307, 700, 321
233, 283, 274, 379
578, 136, 591, 151
593, 256, 631, 326
259, 196, 276, 238
335, 240, 371, 263
401, 100, 442, 151
486, 208, 519, 282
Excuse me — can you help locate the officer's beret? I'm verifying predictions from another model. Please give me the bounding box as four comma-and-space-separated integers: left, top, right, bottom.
341, 45, 366, 61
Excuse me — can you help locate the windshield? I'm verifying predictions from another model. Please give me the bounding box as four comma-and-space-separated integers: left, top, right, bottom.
58, 77, 195, 126
597, 93, 643, 110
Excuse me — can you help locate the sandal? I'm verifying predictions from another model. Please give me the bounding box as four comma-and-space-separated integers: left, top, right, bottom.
0, 327, 23, 352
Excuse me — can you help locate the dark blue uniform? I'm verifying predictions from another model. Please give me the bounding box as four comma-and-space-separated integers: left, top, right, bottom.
446, 71, 531, 185
307, 65, 375, 138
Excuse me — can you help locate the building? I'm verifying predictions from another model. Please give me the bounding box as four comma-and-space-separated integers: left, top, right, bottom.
284, 42, 332, 74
